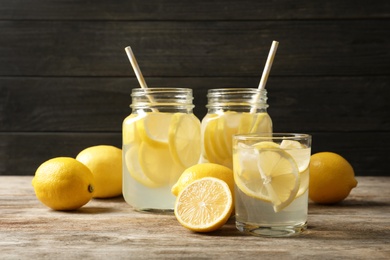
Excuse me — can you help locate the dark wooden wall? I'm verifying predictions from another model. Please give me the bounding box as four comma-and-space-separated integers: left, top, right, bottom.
1, 1, 389, 176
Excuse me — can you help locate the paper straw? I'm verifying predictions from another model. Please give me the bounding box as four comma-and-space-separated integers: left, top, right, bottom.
125, 46, 149, 89
124, 46, 157, 111
258, 41, 279, 90
250, 41, 279, 113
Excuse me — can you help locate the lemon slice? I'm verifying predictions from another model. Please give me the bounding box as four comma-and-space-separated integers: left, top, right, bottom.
203, 112, 240, 168
169, 113, 201, 169
203, 117, 221, 163
237, 113, 253, 133
235, 144, 300, 212
253, 141, 280, 149
280, 140, 311, 172
124, 145, 160, 188
215, 116, 231, 160
219, 112, 240, 158
251, 113, 272, 133
256, 148, 300, 212
174, 177, 233, 232
137, 112, 172, 147
297, 167, 309, 197
138, 141, 176, 185
123, 114, 141, 145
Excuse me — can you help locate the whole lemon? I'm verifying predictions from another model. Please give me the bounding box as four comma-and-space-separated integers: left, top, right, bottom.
76, 145, 122, 198
32, 157, 94, 211
309, 152, 358, 204
171, 163, 234, 197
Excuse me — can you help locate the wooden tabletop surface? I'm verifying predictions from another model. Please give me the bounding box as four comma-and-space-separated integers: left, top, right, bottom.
1, 176, 389, 259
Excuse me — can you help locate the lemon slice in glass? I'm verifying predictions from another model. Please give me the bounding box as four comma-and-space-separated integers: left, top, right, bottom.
235, 143, 300, 212
280, 139, 310, 197
296, 167, 309, 198
280, 140, 311, 172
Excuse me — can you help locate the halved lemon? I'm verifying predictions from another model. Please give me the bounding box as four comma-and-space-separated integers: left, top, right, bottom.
235, 145, 300, 212
174, 177, 233, 232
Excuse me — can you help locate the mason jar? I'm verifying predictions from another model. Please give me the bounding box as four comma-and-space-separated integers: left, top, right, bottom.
122, 88, 201, 212
200, 88, 272, 169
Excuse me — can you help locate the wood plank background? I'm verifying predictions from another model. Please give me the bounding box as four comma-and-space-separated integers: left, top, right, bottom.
0, 1, 389, 176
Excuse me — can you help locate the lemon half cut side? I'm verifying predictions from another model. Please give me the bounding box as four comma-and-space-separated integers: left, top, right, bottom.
174, 177, 233, 232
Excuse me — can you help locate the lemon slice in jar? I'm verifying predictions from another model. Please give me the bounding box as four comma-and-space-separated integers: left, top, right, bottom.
169, 113, 201, 169
203, 116, 223, 164
136, 112, 172, 148
124, 144, 161, 188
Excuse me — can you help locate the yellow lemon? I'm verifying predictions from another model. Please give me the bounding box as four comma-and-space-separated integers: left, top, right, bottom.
32, 157, 94, 211
171, 163, 234, 197
174, 177, 233, 232
309, 152, 358, 204
76, 145, 122, 198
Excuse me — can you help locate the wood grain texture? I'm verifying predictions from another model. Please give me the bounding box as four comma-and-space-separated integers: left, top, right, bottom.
0, 176, 389, 259
0, 1, 389, 177
0, 0, 389, 20
0, 21, 388, 76
1, 77, 389, 132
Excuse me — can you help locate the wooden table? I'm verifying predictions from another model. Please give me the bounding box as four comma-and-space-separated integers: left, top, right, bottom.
1, 176, 389, 259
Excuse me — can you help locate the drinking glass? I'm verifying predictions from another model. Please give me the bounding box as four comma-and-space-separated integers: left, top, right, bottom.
233, 133, 311, 237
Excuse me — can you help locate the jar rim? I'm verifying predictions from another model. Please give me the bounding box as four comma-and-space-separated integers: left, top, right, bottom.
207, 88, 267, 93
233, 133, 311, 141
131, 87, 192, 95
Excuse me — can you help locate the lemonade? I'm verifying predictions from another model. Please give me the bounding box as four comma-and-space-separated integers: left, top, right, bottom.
233, 133, 311, 237
123, 112, 201, 211
200, 88, 272, 169
122, 88, 201, 212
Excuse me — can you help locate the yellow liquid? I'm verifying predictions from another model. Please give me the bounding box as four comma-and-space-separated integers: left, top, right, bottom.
200, 111, 272, 169
233, 141, 310, 236
122, 112, 201, 211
